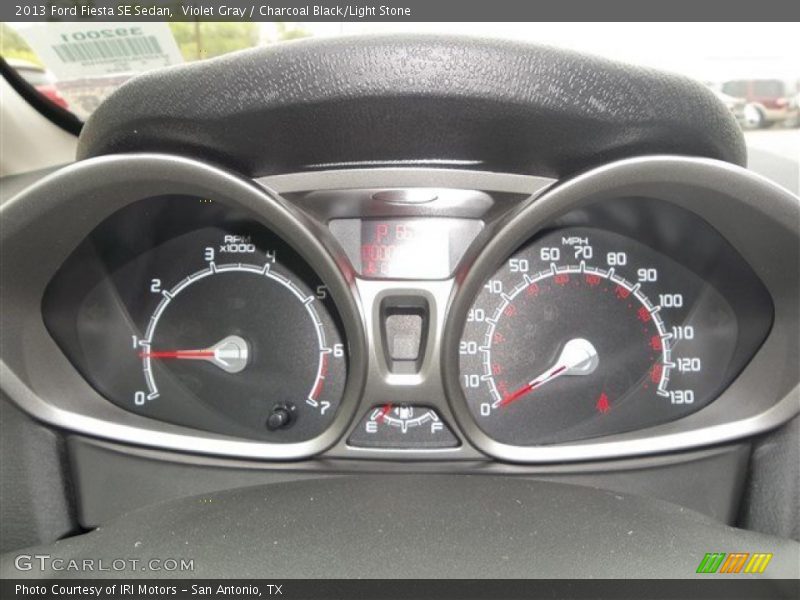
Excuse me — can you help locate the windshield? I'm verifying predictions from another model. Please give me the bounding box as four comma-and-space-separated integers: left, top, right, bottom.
2, 22, 798, 122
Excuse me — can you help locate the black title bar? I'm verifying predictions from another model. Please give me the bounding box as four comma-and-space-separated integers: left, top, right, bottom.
3, 579, 800, 600
3, 0, 800, 22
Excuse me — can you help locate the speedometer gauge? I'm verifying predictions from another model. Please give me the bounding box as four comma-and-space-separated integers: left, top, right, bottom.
459, 227, 741, 445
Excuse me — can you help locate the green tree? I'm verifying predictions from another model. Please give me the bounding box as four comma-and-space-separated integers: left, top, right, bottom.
274, 22, 311, 42
168, 22, 259, 62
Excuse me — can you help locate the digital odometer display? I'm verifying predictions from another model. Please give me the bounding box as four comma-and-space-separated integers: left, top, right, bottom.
360, 220, 449, 278
330, 218, 483, 280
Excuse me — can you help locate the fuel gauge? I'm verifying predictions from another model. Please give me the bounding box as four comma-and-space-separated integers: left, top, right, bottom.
348, 404, 459, 449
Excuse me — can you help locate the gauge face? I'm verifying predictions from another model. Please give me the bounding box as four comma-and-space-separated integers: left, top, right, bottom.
459, 227, 741, 445
43, 197, 347, 442
348, 404, 459, 448
370, 404, 439, 433
138, 263, 341, 440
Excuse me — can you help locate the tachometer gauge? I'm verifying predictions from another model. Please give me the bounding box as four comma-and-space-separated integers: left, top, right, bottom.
137, 261, 341, 438
43, 196, 348, 443
458, 227, 741, 445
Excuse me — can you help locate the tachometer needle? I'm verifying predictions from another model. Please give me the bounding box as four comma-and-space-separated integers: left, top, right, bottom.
140, 335, 249, 374
498, 338, 599, 408
141, 350, 215, 359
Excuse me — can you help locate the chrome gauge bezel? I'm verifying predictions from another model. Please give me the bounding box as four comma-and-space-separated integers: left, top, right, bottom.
0, 154, 367, 460
443, 156, 800, 463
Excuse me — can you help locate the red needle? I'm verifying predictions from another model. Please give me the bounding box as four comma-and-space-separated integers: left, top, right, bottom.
499, 366, 566, 407
376, 403, 393, 423
138, 336, 249, 374
139, 350, 214, 359
497, 338, 600, 409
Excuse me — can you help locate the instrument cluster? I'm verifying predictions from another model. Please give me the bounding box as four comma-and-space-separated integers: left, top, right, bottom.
3, 155, 795, 463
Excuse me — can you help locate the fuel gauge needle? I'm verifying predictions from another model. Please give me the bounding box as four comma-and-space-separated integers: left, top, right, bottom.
376, 403, 393, 423
497, 338, 599, 408
139, 335, 249, 374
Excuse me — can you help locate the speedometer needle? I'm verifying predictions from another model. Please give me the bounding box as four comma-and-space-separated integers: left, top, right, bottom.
140, 335, 249, 374
498, 338, 599, 408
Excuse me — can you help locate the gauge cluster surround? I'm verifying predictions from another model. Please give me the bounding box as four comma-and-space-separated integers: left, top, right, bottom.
1, 154, 798, 463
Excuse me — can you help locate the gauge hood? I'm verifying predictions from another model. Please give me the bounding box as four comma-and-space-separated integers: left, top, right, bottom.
76, 34, 747, 178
